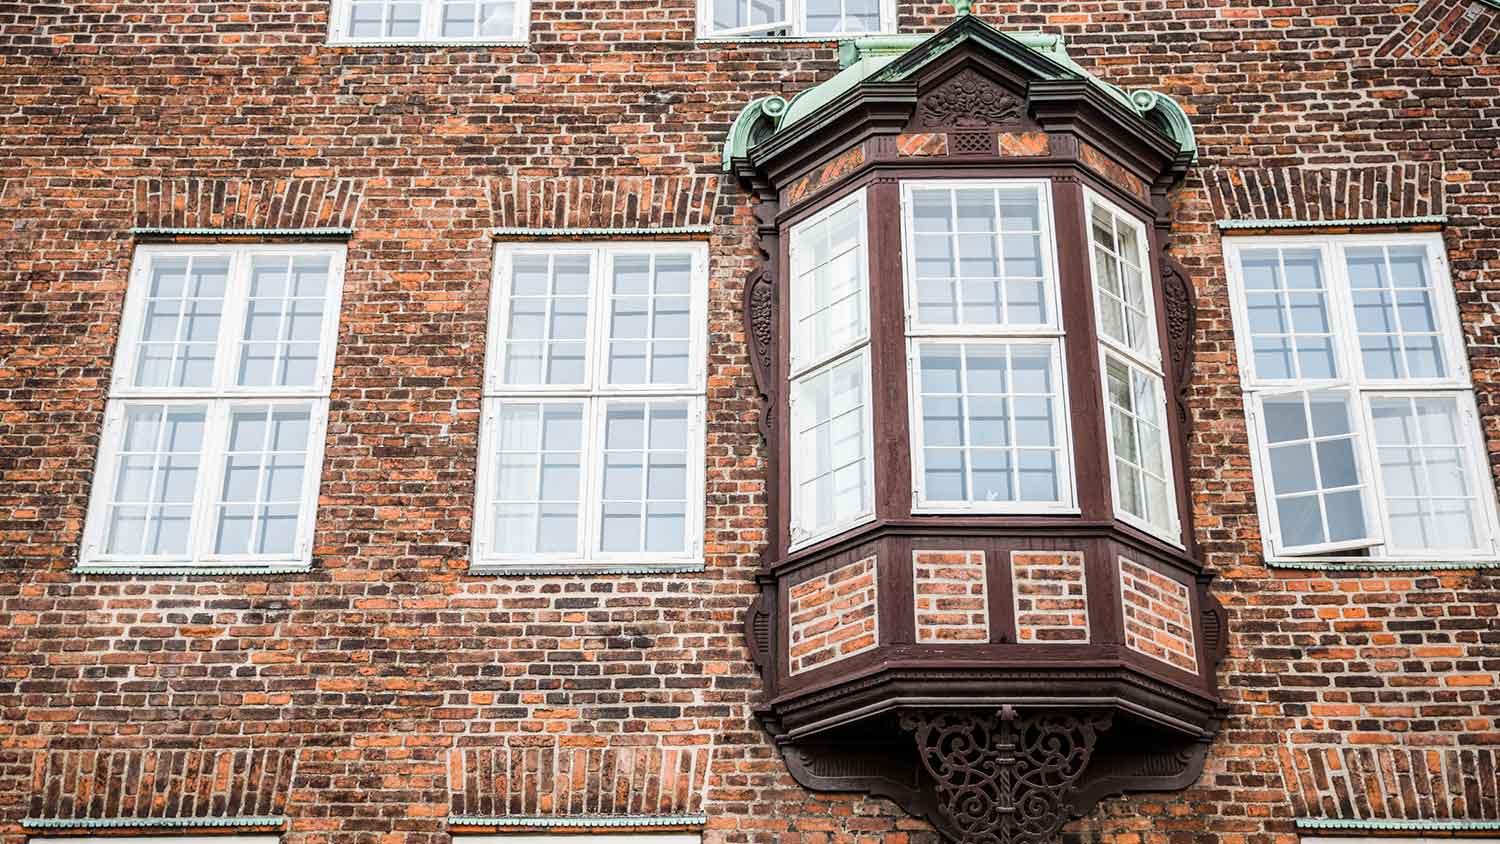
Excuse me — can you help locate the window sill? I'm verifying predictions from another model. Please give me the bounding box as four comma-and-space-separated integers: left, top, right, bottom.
73, 563, 312, 576
1264, 557, 1500, 572
468, 560, 705, 576
325, 38, 529, 48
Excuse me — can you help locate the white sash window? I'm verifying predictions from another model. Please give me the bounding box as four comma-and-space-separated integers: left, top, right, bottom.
81, 245, 345, 571
1227, 233, 1499, 560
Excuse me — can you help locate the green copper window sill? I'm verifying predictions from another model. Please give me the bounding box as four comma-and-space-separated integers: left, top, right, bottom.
74, 564, 313, 576
23, 816, 287, 832
1217, 215, 1447, 231
468, 561, 705, 577
131, 226, 353, 238
449, 814, 707, 830
325, 39, 529, 48
492, 225, 713, 238
1297, 818, 1500, 833
1267, 559, 1500, 572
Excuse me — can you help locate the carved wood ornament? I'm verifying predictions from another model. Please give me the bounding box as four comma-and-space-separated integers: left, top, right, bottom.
918, 69, 1025, 129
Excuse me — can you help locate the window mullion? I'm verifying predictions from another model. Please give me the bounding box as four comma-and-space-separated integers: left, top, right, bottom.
217, 249, 250, 393
191, 400, 228, 562
582, 397, 604, 561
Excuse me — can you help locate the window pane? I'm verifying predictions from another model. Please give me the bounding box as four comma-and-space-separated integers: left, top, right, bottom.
105, 404, 207, 556
599, 401, 691, 554
489, 401, 583, 555
237, 255, 331, 388
906, 187, 1053, 329
1104, 356, 1175, 533
1257, 390, 1375, 552
793, 353, 870, 539
1235, 247, 1336, 382
1346, 245, 1446, 380
214, 404, 314, 556
134, 255, 228, 388
501, 253, 592, 386
917, 342, 1065, 506
1369, 396, 1483, 553
791, 197, 867, 369
607, 252, 695, 386
1088, 203, 1155, 358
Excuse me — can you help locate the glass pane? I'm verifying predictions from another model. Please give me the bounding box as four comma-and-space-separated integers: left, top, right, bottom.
794, 355, 869, 536
490, 401, 583, 556
214, 405, 314, 556
908, 187, 1053, 329
105, 405, 206, 556
503, 253, 591, 386
135, 255, 228, 388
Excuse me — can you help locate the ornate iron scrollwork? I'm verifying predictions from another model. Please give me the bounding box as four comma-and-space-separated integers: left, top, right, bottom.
900, 706, 1112, 844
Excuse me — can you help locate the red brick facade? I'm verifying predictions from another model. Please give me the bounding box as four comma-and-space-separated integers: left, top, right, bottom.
1010, 551, 1089, 645
912, 550, 989, 644
3, 2, 1500, 844
787, 556, 879, 675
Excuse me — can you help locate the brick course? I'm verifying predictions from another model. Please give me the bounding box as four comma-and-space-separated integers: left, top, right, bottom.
786, 556, 879, 675
1011, 550, 1089, 644
912, 550, 989, 644
3, 2, 1500, 844
1119, 557, 1198, 675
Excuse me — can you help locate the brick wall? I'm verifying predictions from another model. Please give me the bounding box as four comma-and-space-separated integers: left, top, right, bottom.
786, 556, 879, 675
912, 550, 989, 644
1118, 557, 1197, 675
3, 2, 1500, 844
1011, 550, 1089, 644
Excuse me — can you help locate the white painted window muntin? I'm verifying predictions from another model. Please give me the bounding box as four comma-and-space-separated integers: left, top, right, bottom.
1085, 191, 1160, 365
699, 0, 894, 39
111, 244, 345, 399
83, 244, 343, 569
1226, 232, 1498, 560
789, 346, 876, 548
1081, 189, 1180, 544
898, 178, 1074, 514
476, 242, 708, 568
901, 179, 1062, 337
329, 0, 530, 43
1248, 388, 1382, 555
1099, 351, 1180, 543
788, 189, 870, 377
787, 189, 876, 549
907, 338, 1076, 513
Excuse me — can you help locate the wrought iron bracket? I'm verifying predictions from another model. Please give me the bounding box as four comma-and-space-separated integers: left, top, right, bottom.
899, 706, 1113, 844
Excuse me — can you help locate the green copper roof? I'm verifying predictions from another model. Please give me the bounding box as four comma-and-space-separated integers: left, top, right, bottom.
722, 15, 1196, 171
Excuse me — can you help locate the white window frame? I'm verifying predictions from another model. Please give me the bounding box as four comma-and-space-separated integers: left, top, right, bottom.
473, 241, 709, 571
1085, 188, 1181, 546
899, 178, 1077, 514
696, 0, 895, 40
80, 243, 346, 571
327, 0, 530, 44
787, 189, 877, 550
1226, 232, 1500, 562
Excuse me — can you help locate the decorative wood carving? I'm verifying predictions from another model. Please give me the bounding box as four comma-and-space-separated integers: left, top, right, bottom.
744, 269, 777, 439
900, 706, 1112, 844
918, 69, 1024, 129
1159, 253, 1195, 429
744, 590, 774, 673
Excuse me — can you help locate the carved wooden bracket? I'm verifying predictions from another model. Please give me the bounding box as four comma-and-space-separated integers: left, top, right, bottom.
1159, 253, 1195, 430
900, 706, 1113, 844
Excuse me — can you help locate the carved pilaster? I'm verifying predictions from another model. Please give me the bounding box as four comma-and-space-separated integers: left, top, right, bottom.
900, 706, 1112, 844
1159, 253, 1195, 430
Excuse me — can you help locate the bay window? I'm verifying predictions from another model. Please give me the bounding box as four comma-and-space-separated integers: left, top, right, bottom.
1226, 233, 1499, 560
474, 243, 708, 571
788, 190, 875, 548
81, 245, 345, 571
1087, 191, 1179, 542
901, 180, 1074, 512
